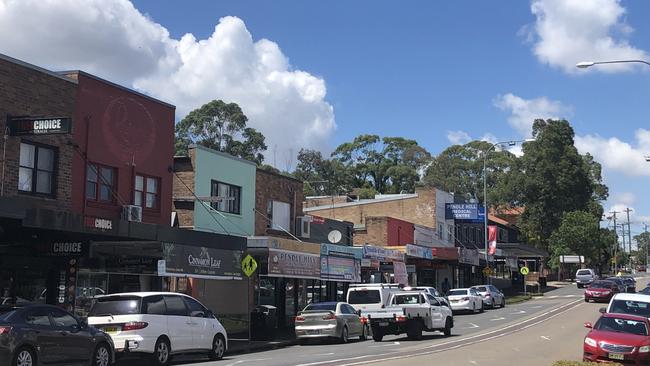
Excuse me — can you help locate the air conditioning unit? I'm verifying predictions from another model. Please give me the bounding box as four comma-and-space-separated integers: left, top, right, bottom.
296, 216, 311, 238
122, 205, 143, 222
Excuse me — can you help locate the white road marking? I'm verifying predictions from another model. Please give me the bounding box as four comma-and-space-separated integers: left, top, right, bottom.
469, 361, 478, 365
490, 317, 506, 321
530, 305, 543, 309
313, 353, 336, 356
540, 336, 551, 340
226, 358, 272, 366
510, 310, 526, 314
461, 322, 480, 329
564, 295, 576, 298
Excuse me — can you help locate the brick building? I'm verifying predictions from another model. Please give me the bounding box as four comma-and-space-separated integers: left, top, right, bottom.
255, 168, 304, 237
353, 216, 414, 246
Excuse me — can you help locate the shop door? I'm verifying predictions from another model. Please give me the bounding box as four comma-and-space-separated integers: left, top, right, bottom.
0, 256, 58, 305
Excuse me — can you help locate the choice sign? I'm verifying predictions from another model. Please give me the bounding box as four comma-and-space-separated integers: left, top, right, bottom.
8, 116, 72, 136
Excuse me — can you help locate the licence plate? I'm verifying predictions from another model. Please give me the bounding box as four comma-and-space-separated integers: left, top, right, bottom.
379, 322, 389, 327
103, 327, 118, 334
306, 330, 320, 335
609, 353, 625, 360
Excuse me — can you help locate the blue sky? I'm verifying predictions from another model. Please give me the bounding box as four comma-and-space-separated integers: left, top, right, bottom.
0, 0, 648, 239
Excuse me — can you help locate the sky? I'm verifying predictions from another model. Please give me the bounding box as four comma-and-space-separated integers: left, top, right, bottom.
0, 0, 648, 241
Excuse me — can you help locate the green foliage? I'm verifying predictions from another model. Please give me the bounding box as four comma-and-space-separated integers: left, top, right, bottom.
633, 231, 650, 265
331, 135, 431, 194
548, 211, 609, 270
294, 149, 352, 196
175, 100, 267, 164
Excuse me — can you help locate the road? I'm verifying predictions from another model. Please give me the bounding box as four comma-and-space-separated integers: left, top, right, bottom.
123, 278, 643, 366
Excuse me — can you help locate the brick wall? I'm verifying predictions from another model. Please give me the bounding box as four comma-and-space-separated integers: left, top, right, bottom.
0, 55, 76, 211
255, 169, 304, 236
172, 149, 196, 228
304, 195, 350, 208
353, 216, 389, 245
306, 187, 437, 229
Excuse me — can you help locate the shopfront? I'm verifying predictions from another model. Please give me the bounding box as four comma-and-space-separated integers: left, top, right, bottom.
458, 247, 480, 287
431, 247, 459, 290
357, 245, 406, 285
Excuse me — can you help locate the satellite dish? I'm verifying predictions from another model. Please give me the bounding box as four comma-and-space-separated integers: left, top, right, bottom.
327, 230, 342, 244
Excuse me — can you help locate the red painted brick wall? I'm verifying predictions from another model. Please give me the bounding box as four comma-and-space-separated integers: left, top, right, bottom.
387, 217, 414, 246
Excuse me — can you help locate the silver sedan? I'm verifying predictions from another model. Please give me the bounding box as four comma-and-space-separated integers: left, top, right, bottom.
295, 302, 367, 343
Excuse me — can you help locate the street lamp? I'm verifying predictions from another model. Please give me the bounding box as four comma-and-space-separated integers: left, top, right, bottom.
576, 60, 650, 69
482, 138, 535, 279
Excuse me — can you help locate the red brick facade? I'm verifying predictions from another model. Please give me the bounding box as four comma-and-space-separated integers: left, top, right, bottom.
0, 54, 76, 211
255, 169, 304, 236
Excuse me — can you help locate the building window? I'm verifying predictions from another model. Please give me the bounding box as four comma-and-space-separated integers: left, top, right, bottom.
135, 175, 160, 210
18, 142, 56, 196
86, 163, 116, 202
210, 181, 241, 215
267, 200, 291, 231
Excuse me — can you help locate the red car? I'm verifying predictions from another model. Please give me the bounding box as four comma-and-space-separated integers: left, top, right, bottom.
585, 280, 620, 303
583, 313, 650, 364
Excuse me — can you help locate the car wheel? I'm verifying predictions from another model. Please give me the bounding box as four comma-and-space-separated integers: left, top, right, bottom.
480, 303, 485, 313
577, 284, 582, 289
93, 343, 112, 366
340, 325, 349, 344
443, 317, 452, 337
208, 334, 226, 361
372, 329, 384, 342
501, 298, 506, 308
13, 347, 36, 366
152, 337, 171, 366
406, 321, 423, 340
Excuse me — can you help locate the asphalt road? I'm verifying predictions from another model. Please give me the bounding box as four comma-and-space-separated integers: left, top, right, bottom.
122, 278, 629, 366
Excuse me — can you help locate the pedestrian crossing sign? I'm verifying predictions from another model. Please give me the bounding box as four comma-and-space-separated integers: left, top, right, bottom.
520, 266, 529, 275
242, 254, 258, 277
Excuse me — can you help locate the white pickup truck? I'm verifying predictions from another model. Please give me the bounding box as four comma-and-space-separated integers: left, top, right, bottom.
366, 291, 453, 341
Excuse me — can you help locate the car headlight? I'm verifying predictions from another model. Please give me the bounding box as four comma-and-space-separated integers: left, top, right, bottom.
584, 337, 597, 347
639, 346, 650, 353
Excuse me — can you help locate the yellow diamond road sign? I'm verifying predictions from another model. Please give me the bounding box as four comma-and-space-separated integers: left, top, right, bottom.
520, 266, 530, 276
242, 254, 258, 277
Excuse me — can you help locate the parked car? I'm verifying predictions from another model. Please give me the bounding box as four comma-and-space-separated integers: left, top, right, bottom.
471, 285, 506, 309
366, 291, 453, 341
639, 287, 650, 296
295, 302, 366, 343
0, 304, 115, 366
606, 277, 631, 293
576, 269, 598, 288
583, 313, 650, 364
603, 293, 650, 319
403, 286, 450, 307
620, 276, 637, 293
637, 265, 646, 272
346, 283, 402, 315
585, 280, 620, 303
88, 292, 227, 366
447, 288, 484, 313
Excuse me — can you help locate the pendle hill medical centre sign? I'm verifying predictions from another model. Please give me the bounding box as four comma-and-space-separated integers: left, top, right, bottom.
445, 203, 485, 221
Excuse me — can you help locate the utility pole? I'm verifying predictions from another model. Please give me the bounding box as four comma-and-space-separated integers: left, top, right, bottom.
625, 208, 633, 270
644, 223, 649, 267
610, 211, 619, 272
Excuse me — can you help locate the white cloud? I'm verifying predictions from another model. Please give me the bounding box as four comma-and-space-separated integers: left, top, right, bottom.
0, 0, 336, 164
612, 192, 637, 206
446, 130, 472, 145
575, 129, 650, 177
528, 0, 648, 73
494, 93, 572, 137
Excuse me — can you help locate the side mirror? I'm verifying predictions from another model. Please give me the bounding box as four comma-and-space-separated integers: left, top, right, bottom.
584, 322, 593, 329
599, 307, 606, 314
356, 310, 362, 316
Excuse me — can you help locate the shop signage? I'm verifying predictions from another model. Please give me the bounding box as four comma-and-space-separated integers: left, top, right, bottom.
458, 248, 480, 266
361, 258, 380, 269
7, 116, 72, 136
309, 215, 326, 225
393, 261, 408, 285
268, 249, 320, 280
161, 242, 243, 280
445, 203, 486, 222
84, 216, 113, 231
320, 243, 362, 259
405, 244, 433, 259
321, 256, 361, 282
431, 247, 459, 260
362, 245, 404, 262
37, 241, 87, 257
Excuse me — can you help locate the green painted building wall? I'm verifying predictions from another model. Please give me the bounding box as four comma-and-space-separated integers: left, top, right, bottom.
191, 144, 256, 237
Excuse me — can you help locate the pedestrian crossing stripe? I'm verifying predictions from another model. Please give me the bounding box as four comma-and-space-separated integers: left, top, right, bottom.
242, 254, 258, 277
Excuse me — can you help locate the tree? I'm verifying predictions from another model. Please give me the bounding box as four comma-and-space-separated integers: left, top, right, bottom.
422, 140, 520, 208
634, 231, 650, 265
175, 100, 267, 164
548, 211, 605, 270
517, 119, 606, 250
331, 135, 431, 194
294, 149, 352, 196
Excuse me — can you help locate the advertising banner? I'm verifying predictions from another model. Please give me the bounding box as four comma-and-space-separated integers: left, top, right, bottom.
488, 225, 497, 255
458, 248, 480, 266
8, 116, 72, 136
362, 245, 404, 262
431, 247, 460, 260
405, 244, 433, 259
445, 203, 486, 222
268, 249, 320, 279
393, 261, 408, 285
160, 242, 243, 280
321, 256, 361, 282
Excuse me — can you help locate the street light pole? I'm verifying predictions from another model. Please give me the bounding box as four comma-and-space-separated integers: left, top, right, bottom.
482, 139, 534, 282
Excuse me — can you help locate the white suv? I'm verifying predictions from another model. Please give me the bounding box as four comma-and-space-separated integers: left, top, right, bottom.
88, 292, 227, 365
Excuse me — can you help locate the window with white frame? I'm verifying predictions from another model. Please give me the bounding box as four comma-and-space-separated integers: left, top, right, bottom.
210, 180, 241, 214
267, 200, 290, 231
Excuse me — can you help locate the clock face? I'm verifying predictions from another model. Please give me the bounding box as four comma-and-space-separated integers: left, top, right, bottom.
328, 230, 342, 244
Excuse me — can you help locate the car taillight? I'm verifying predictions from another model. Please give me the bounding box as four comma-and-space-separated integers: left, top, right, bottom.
295, 316, 305, 322
121, 322, 148, 331
0, 326, 11, 335
360, 317, 368, 324
395, 315, 407, 322
462, 297, 470, 301
322, 314, 336, 321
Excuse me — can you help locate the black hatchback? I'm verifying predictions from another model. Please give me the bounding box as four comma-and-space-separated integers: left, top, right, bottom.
0, 304, 114, 366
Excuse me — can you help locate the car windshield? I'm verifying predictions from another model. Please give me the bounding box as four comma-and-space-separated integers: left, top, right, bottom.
0, 309, 15, 321
596, 317, 648, 336
590, 281, 613, 289
347, 290, 381, 304
89, 296, 141, 316
304, 303, 337, 312
610, 300, 650, 318
475, 286, 488, 292
577, 270, 592, 276
448, 290, 468, 296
